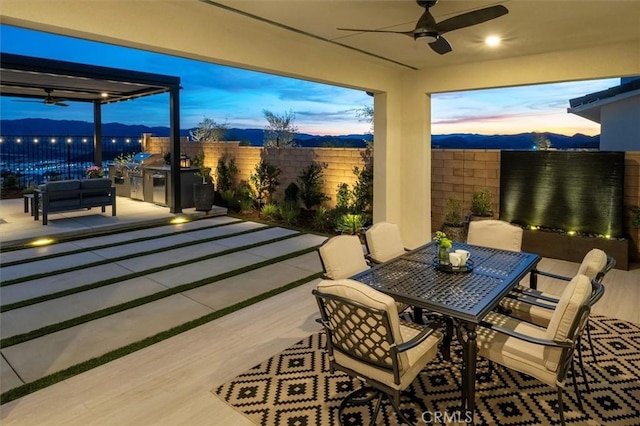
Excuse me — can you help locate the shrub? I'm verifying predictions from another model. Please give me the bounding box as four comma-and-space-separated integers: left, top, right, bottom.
261, 203, 280, 220
335, 183, 352, 212
85, 165, 104, 179
298, 162, 329, 210
284, 182, 299, 205
192, 152, 212, 183
444, 196, 464, 226
1, 173, 19, 190
335, 213, 365, 235
239, 197, 254, 213
216, 156, 239, 192
352, 144, 373, 213
279, 201, 299, 225
250, 160, 281, 203
631, 205, 640, 229
471, 188, 493, 217
312, 206, 329, 231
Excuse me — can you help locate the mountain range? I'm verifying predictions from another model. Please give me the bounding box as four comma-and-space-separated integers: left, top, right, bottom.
0, 118, 599, 149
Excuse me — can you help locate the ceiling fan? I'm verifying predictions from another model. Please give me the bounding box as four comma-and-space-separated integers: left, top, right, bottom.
15, 88, 69, 107
337, 0, 509, 55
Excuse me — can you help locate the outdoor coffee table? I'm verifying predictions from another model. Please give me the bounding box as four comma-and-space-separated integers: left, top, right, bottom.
350, 241, 541, 423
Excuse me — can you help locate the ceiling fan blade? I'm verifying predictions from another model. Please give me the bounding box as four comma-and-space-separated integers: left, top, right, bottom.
429, 36, 452, 55
337, 27, 414, 36
433, 5, 508, 34
54, 102, 69, 107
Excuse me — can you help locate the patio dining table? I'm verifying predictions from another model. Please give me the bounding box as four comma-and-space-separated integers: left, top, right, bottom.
350, 241, 541, 423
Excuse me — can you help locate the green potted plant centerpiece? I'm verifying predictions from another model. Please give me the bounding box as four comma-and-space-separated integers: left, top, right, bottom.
192, 152, 214, 211
433, 231, 452, 265
470, 188, 494, 220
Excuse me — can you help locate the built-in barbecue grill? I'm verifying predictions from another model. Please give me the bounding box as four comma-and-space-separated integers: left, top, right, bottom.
109, 152, 199, 208
127, 153, 162, 200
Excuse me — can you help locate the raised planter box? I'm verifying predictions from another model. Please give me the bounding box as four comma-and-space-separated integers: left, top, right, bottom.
522, 229, 629, 270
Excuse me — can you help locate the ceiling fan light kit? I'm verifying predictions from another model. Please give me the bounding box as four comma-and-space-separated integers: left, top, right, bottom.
337, 0, 508, 55
13, 88, 69, 107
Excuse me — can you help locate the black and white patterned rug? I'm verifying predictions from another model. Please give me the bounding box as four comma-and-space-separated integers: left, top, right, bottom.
213, 315, 640, 425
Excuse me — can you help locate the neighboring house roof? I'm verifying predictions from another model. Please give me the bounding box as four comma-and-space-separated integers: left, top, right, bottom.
568, 77, 640, 123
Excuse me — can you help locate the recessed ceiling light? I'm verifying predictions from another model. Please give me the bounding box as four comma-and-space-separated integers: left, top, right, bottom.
101, 92, 109, 98
485, 35, 501, 47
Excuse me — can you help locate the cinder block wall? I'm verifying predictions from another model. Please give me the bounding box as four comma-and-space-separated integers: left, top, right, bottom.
144, 136, 639, 260
431, 149, 500, 228
143, 136, 363, 206
432, 149, 640, 261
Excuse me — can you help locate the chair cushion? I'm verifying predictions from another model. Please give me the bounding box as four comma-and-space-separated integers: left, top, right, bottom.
317, 279, 442, 390
477, 312, 559, 387
500, 296, 555, 327
544, 274, 591, 370
335, 320, 442, 391
577, 249, 607, 280
319, 235, 369, 279
365, 222, 405, 263
467, 220, 523, 251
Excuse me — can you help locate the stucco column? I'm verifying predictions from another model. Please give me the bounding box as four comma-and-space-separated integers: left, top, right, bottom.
373, 87, 431, 248
373, 92, 402, 225
399, 86, 431, 248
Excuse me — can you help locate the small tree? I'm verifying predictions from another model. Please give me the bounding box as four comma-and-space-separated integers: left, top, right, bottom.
190, 117, 228, 142
533, 132, 551, 150
216, 155, 239, 192
351, 143, 373, 213
298, 162, 329, 210
191, 152, 212, 184
444, 196, 464, 226
470, 188, 494, 217
355, 104, 374, 134
249, 160, 281, 203
263, 109, 298, 147
284, 182, 300, 205
335, 183, 353, 212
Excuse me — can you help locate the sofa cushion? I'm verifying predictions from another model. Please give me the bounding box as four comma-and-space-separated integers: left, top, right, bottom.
80, 178, 112, 190
83, 195, 112, 205
48, 199, 81, 209
40, 180, 81, 202
43, 180, 81, 192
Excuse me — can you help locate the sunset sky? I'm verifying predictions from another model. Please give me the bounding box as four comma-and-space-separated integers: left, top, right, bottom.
0, 24, 617, 136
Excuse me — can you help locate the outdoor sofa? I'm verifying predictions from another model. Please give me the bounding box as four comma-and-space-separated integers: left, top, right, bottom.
34, 178, 116, 225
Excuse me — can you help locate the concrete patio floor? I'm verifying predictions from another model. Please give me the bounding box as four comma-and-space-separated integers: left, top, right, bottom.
0, 196, 227, 248
0, 197, 327, 400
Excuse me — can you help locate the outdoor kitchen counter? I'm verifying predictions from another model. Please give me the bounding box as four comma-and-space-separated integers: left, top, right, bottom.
110, 165, 201, 208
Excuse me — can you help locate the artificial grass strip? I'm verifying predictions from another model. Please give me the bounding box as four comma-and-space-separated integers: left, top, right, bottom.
0, 231, 312, 312
227, 213, 335, 238
0, 271, 323, 405
0, 218, 245, 267
1, 224, 280, 287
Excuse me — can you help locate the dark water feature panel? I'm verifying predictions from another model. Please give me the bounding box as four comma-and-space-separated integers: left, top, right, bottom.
500, 151, 625, 237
